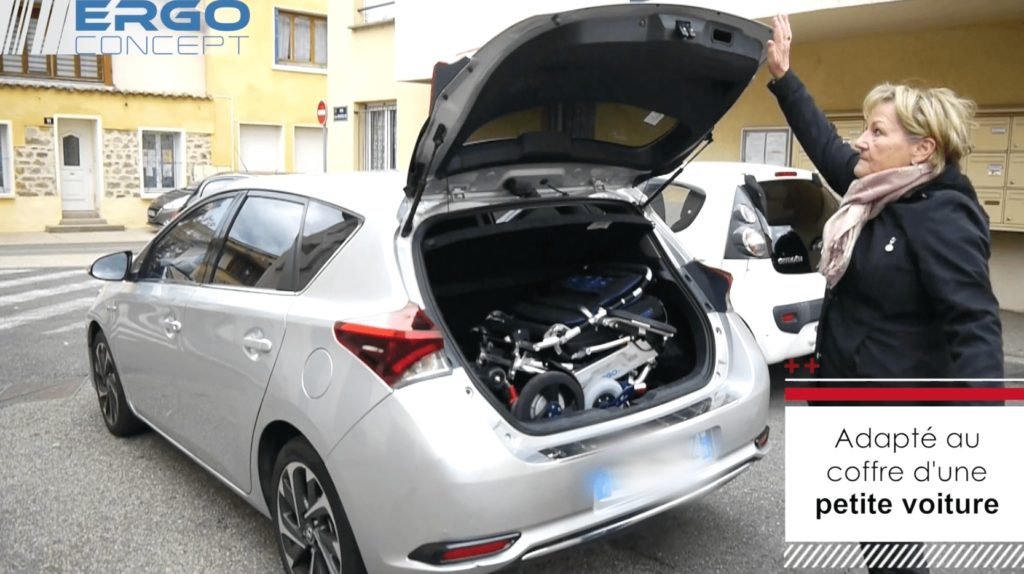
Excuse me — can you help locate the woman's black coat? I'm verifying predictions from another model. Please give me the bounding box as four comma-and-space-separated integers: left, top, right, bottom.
768, 71, 1003, 387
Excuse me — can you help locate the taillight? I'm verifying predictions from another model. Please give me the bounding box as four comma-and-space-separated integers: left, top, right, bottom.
781, 312, 798, 324
730, 201, 769, 259
334, 303, 448, 387
737, 227, 770, 258
409, 533, 520, 565
774, 171, 798, 177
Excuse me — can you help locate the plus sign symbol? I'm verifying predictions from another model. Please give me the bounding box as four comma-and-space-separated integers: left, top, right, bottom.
783, 358, 801, 375
804, 356, 820, 375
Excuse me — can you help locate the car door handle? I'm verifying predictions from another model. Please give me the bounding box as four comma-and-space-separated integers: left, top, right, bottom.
243, 334, 273, 353
162, 316, 182, 333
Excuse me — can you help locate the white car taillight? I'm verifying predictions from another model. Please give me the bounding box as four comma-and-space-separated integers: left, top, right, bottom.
730, 201, 770, 258
735, 204, 758, 224
334, 303, 450, 387
738, 226, 770, 258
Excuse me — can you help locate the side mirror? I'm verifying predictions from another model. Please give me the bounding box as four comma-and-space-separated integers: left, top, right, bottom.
90, 251, 132, 281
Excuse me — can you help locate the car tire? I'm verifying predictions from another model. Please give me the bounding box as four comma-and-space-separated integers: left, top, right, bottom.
272, 437, 366, 574
89, 331, 146, 437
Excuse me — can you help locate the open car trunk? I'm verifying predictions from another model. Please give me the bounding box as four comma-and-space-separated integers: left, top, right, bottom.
416, 199, 716, 433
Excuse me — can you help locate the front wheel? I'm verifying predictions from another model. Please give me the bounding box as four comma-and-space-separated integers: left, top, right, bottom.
89, 331, 146, 437
272, 437, 366, 574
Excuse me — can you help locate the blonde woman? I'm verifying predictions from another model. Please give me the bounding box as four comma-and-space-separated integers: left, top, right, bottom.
767, 13, 1003, 574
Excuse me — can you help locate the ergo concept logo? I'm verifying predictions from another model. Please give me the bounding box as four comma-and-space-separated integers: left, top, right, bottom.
73, 0, 250, 55
76, 0, 249, 32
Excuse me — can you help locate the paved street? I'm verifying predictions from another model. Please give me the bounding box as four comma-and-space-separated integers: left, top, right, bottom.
0, 264, 790, 573
0, 268, 101, 404
0, 258, 1022, 573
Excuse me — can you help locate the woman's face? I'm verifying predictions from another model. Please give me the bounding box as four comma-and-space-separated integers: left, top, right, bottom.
853, 102, 929, 177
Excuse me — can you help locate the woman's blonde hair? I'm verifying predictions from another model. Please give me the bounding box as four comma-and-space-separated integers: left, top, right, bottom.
862, 83, 977, 175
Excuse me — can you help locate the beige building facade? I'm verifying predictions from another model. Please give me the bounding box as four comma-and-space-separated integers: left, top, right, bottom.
0, 0, 328, 232
330, 0, 1024, 309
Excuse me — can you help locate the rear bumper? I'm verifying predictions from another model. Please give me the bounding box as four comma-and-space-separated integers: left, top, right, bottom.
726, 261, 825, 365
519, 453, 758, 563
326, 314, 769, 574
758, 320, 819, 365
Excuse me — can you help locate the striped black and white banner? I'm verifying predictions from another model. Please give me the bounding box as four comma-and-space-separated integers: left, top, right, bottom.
785, 543, 1024, 569
1, 0, 74, 55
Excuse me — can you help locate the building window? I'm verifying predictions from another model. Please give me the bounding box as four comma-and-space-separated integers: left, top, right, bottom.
0, 124, 11, 197
142, 131, 182, 194
362, 103, 397, 171
0, 3, 107, 83
275, 10, 327, 67
358, 1, 395, 24
740, 128, 791, 166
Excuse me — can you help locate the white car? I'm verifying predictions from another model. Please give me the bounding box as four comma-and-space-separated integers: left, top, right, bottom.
647, 162, 839, 365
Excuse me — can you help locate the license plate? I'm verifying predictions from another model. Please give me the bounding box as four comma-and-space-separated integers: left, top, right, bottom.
592, 430, 716, 509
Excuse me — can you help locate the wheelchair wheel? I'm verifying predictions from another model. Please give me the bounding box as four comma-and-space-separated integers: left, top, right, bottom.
513, 372, 584, 422
585, 378, 626, 409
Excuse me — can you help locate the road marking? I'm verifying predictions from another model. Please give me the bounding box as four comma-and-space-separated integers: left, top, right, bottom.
0, 269, 30, 276
0, 269, 87, 291
0, 279, 100, 307
0, 297, 95, 332
43, 323, 84, 336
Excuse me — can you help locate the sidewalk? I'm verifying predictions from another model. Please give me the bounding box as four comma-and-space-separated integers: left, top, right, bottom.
1, 227, 1022, 362
0, 228, 155, 268
0, 228, 155, 247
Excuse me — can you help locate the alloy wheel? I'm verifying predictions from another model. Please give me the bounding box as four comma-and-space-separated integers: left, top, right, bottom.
277, 461, 344, 574
92, 340, 119, 427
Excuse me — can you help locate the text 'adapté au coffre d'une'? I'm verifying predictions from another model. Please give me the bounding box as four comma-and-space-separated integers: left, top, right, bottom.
815, 427, 998, 520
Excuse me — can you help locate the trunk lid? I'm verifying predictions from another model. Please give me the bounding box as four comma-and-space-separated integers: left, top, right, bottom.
406, 4, 770, 201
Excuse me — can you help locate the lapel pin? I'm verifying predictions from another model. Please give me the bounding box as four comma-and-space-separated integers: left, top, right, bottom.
885, 237, 896, 253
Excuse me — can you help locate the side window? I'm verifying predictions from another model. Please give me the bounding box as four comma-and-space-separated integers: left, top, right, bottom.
296, 201, 360, 290
139, 195, 236, 282
211, 196, 304, 290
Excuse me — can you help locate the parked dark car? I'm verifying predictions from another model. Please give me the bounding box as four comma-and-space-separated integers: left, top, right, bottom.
147, 173, 248, 226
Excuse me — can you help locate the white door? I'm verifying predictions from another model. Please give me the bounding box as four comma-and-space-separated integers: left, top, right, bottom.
238, 124, 282, 173
293, 126, 325, 173
59, 119, 96, 212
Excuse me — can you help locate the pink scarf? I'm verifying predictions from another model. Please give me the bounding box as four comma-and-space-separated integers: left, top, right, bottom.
819, 163, 937, 287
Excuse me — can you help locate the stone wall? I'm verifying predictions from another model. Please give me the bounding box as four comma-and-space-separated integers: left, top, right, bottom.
14, 126, 56, 197
9, 128, 214, 201
103, 129, 140, 198
186, 133, 213, 184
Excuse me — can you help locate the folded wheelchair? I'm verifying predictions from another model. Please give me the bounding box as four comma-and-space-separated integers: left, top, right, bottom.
474, 263, 677, 422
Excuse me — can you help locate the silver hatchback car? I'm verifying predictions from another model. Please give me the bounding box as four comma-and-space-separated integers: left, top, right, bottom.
87, 5, 771, 574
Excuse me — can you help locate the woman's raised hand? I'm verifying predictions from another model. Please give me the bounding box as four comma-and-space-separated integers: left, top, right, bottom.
766, 14, 792, 80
